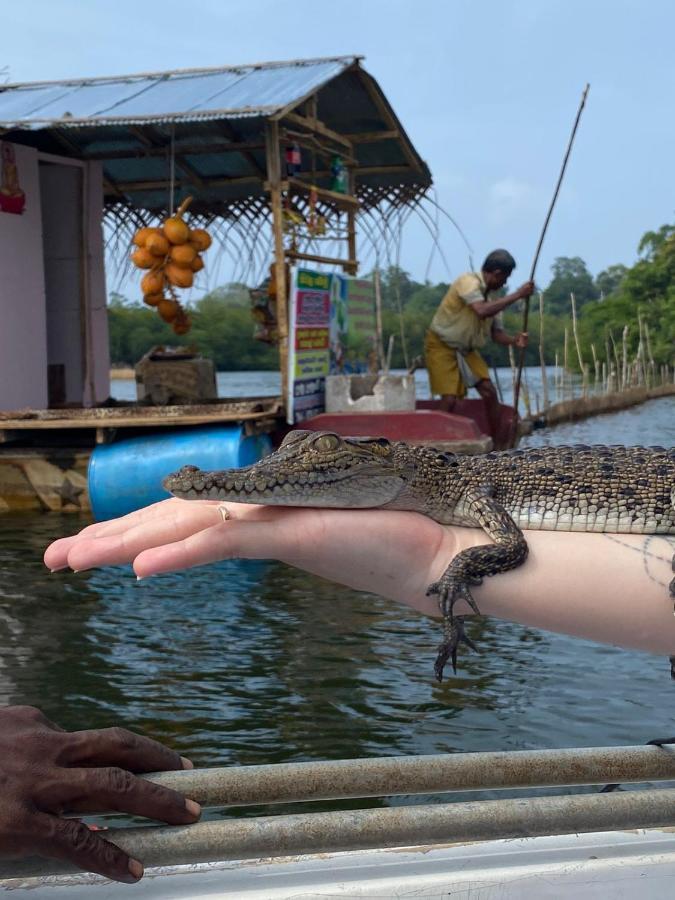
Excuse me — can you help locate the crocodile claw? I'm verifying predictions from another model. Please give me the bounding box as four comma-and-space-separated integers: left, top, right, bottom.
433, 615, 479, 682
426, 577, 482, 618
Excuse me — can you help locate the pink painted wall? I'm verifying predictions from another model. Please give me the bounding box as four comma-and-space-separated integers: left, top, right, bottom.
0, 144, 49, 410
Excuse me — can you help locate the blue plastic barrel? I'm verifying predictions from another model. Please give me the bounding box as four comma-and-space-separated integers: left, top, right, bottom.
88, 424, 272, 521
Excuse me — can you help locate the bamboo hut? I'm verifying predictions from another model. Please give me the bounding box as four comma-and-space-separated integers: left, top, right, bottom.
0, 56, 432, 510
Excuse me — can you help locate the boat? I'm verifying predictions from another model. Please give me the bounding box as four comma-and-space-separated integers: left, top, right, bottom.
3, 742, 675, 896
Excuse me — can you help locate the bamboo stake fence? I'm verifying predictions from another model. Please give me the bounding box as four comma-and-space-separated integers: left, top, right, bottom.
524, 292, 675, 423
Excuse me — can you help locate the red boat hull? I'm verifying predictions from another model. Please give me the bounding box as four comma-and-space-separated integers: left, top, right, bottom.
296, 399, 518, 453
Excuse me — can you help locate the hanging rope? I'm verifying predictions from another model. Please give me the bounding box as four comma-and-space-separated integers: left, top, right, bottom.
168, 124, 176, 216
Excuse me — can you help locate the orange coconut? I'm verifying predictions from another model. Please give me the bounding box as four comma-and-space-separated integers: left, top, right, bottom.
191, 254, 204, 273
140, 270, 165, 296
166, 262, 194, 289
157, 298, 180, 323
130, 247, 156, 269
188, 228, 212, 252
142, 292, 164, 307
132, 226, 161, 248
146, 232, 170, 257
163, 216, 190, 245
170, 244, 197, 267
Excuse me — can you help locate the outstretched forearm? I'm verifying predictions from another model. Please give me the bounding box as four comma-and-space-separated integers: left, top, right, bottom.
444, 528, 675, 656
44, 500, 675, 658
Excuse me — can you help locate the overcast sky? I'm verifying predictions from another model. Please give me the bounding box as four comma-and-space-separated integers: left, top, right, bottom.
4, 0, 673, 288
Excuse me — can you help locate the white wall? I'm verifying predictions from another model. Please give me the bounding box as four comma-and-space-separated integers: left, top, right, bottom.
40, 160, 85, 405
84, 161, 111, 405
39, 158, 110, 407
0, 143, 49, 410
0, 144, 110, 412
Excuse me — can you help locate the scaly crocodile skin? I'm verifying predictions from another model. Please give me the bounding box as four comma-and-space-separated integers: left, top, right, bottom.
164, 431, 675, 680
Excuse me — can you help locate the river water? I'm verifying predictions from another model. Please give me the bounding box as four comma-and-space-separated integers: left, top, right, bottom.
0, 379, 674, 819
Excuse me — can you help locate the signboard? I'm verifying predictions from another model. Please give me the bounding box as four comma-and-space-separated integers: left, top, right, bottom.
287, 267, 377, 424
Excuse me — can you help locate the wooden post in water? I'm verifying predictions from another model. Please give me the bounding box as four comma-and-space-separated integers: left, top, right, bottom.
636, 311, 646, 387
590, 343, 600, 395
609, 330, 621, 392
563, 327, 570, 399
570, 292, 588, 397
374, 268, 386, 372
538, 293, 549, 411
643, 319, 655, 388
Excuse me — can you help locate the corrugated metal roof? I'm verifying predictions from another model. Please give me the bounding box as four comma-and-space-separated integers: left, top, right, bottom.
0, 57, 357, 128
0, 56, 431, 218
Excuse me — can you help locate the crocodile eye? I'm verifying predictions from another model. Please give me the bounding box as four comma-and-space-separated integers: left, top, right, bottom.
313, 433, 340, 452
280, 429, 311, 447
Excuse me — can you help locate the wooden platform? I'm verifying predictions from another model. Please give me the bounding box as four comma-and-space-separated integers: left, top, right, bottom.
0, 396, 284, 513
0, 396, 284, 445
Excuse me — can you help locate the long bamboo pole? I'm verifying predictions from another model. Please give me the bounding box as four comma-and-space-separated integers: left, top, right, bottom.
511, 84, 590, 429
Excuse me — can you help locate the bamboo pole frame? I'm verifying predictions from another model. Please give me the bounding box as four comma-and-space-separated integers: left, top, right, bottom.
265, 121, 290, 407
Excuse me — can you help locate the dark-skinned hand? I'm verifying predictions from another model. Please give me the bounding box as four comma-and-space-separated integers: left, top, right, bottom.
0, 705, 201, 883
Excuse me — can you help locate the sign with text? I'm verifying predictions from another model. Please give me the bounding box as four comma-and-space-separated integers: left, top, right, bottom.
287, 267, 377, 424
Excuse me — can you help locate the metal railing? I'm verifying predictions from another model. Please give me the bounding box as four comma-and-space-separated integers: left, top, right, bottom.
2, 743, 675, 881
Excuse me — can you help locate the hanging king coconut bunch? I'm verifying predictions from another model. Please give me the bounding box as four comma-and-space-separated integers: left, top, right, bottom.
130, 196, 212, 335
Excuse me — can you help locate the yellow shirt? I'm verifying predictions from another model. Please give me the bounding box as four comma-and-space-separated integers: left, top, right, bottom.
429, 272, 503, 351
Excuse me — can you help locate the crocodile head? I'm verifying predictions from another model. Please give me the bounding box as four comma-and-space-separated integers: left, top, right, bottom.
163, 429, 416, 509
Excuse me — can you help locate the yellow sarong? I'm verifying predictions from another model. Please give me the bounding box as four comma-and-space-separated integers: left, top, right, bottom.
424, 329, 489, 398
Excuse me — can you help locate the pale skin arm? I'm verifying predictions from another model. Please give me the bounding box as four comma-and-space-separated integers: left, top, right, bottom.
43, 499, 675, 657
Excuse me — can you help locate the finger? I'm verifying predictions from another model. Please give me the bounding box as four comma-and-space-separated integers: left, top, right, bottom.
33, 812, 144, 883
43, 499, 189, 570
57, 767, 201, 824
8, 704, 66, 732
65, 504, 227, 571
60, 726, 192, 773
133, 515, 294, 576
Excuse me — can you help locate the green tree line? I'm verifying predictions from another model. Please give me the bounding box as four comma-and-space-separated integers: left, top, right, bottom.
109, 223, 674, 372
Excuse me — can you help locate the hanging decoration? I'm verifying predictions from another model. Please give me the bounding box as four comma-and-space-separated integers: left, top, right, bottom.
0, 142, 26, 215
130, 196, 212, 335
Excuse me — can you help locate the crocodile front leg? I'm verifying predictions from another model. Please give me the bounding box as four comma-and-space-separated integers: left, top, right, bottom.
428, 485, 528, 681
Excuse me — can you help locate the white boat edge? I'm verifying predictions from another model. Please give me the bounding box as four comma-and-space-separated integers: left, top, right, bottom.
4, 828, 675, 898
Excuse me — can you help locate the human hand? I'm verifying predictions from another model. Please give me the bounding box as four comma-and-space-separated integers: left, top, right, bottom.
0, 705, 201, 882
44, 498, 457, 618
513, 332, 529, 349
515, 281, 535, 300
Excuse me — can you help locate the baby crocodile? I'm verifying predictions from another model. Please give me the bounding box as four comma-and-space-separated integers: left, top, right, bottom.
164, 432, 675, 681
